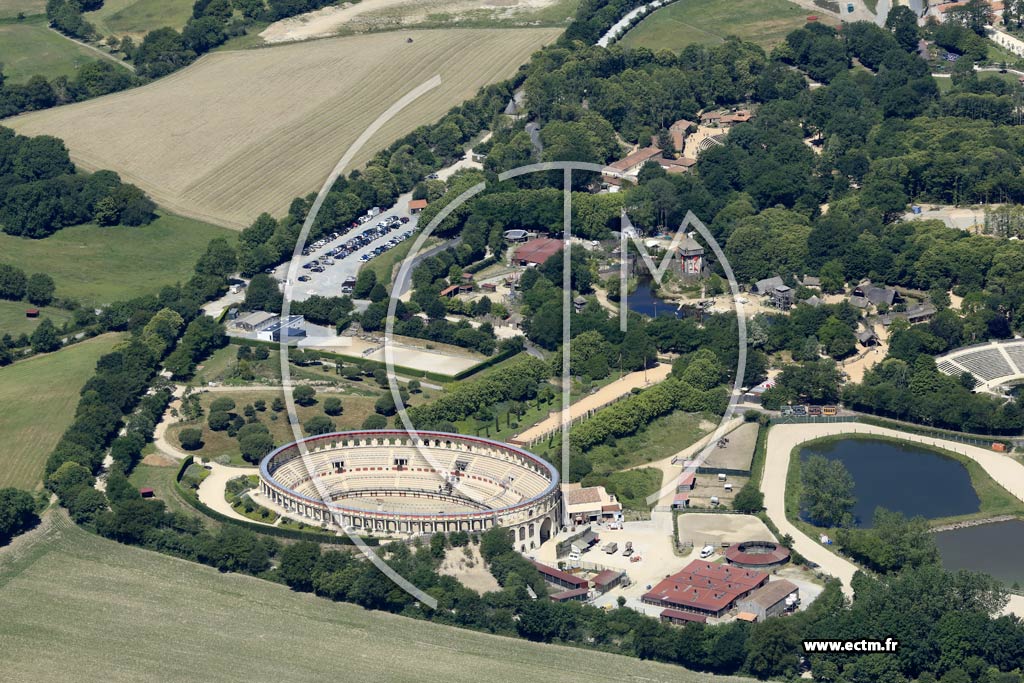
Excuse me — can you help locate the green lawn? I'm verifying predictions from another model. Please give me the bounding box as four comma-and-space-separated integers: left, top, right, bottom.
619, 0, 808, 51
0, 333, 122, 490
0, 16, 101, 83
84, 0, 194, 37
0, 300, 73, 337
578, 410, 715, 474
0, 511, 751, 683
0, 212, 235, 307
0, 0, 45, 19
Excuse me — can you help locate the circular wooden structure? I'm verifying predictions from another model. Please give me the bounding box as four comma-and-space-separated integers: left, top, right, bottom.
724, 540, 791, 568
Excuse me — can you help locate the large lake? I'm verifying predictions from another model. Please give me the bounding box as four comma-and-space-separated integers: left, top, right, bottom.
935, 520, 1024, 585
799, 437, 980, 527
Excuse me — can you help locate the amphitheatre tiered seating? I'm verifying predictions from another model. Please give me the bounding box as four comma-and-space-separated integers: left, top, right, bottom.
953, 348, 1012, 382
1003, 343, 1024, 374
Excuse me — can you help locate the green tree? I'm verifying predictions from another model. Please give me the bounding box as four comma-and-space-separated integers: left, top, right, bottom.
0, 487, 38, 544
323, 397, 343, 416
304, 415, 335, 435
732, 483, 764, 513
25, 273, 56, 306
800, 454, 856, 527
30, 318, 61, 353
178, 427, 204, 451
293, 385, 316, 406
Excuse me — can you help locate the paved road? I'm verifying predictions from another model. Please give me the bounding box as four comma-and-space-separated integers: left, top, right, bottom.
762, 422, 1024, 615
195, 461, 271, 525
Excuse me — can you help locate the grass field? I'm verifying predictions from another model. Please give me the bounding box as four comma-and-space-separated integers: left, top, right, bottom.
618, 0, 808, 51
0, 511, 753, 683
4, 28, 561, 229
84, 0, 194, 38
0, 334, 121, 490
0, 0, 45, 19
0, 212, 235, 306
0, 300, 73, 337
0, 16, 101, 83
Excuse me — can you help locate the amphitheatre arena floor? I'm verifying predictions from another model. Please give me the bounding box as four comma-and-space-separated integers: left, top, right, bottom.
3, 28, 560, 228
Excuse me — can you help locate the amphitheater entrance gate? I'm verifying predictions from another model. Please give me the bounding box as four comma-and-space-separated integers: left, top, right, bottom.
539, 517, 553, 544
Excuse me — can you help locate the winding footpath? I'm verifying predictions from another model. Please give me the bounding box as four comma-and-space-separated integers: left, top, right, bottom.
763, 422, 1024, 615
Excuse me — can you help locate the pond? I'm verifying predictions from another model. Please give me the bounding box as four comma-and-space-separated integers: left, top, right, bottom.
935, 520, 1024, 585
624, 280, 681, 318
799, 437, 980, 527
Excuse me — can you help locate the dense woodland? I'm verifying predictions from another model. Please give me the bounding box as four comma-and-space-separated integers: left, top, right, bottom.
0, 126, 154, 237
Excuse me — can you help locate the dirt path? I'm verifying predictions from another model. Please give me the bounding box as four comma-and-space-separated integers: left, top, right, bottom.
514, 364, 673, 443
762, 422, 1024, 616
48, 27, 135, 72
195, 461, 271, 525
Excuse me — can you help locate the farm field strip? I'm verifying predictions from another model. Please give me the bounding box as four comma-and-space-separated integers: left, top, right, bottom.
4, 28, 560, 229
0, 511, 756, 683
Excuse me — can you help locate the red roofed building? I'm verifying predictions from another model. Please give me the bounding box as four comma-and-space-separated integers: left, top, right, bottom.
641, 560, 769, 618
514, 238, 563, 267
408, 199, 428, 213
660, 608, 708, 625
550, 587, 589, 602
532, 560, 588, 590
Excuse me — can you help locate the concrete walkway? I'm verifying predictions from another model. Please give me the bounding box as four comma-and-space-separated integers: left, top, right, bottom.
762, 422, 1024, 615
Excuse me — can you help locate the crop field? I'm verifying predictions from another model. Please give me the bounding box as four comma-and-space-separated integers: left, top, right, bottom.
618, 0, 808, 51
4, 28, 561, 229
0, 334, 121, 490
0, 511, 755, 683
0, 17, 101, 83
0, 0, 45, 19
84, 0, 194, 38
0, 212, 235, 306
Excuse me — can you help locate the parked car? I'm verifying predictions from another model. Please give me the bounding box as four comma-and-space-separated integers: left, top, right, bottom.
808, 405, 822, 416
298, 275, 311, 282
792, 405, 807, 416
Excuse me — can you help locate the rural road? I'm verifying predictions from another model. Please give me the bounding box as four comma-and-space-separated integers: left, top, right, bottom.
762, 422, 1024, 615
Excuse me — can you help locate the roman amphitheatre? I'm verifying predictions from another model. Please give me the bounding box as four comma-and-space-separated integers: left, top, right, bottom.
260, 430, 561, 550
3, 28, 559, 229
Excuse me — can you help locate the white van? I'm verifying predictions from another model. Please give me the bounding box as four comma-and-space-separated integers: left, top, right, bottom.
699, 545, 715, 559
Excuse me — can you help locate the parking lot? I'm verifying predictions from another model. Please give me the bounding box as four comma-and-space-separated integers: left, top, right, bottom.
277, 200, 419, 302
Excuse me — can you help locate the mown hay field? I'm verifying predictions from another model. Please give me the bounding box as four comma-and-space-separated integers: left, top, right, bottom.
84, 0, 194, 38
4, 28, 560, 229
0, 511, 756, 683
618, 0, 807, 51
0, 333, 122, 490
